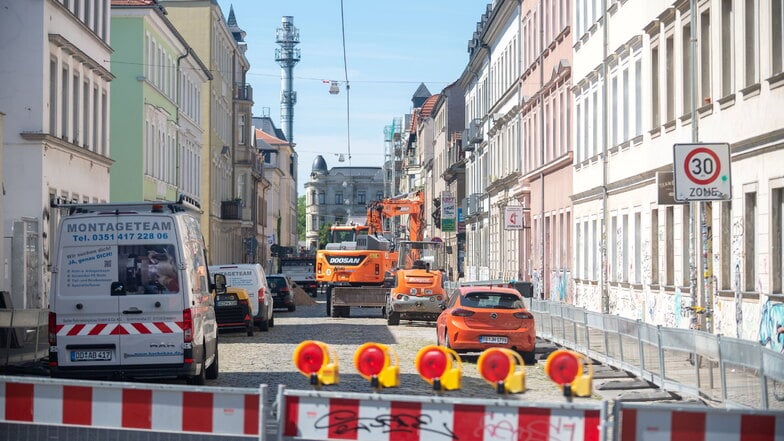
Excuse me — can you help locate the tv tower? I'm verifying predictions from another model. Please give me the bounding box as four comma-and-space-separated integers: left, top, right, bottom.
275, 16, 300, 143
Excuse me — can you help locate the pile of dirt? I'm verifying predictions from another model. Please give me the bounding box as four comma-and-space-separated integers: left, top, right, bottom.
293, 286, 317, 306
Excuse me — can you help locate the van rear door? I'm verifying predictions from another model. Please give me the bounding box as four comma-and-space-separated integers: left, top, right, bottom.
54, 216, 122, 368
115, 215, 184, 366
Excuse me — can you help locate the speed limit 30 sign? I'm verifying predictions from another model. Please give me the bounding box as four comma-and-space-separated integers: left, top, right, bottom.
673, 143, 732, 201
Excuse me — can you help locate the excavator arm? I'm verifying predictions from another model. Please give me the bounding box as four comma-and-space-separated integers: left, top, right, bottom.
366, 190, 425, 242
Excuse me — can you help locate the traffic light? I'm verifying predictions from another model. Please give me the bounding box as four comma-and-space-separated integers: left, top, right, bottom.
544, 349, 593, 399
292, 340, 339, 387
414, 345, 462, 392
477, 348, 526, 394
353, 342, 399, 389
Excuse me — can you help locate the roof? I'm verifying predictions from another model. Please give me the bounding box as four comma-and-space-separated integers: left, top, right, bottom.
255, 128, 288, 145
112, 0, 160, 6
420, 94, 440, 119
252, 116, 288, 142
312, 155, 328, 174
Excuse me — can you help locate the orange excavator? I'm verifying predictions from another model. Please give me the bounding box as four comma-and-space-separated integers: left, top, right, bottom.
315, 190, 428, 318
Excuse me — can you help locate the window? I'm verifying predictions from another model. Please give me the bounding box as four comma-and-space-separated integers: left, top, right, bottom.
774, 0, 784, 75
73, 72, 79, 142
744, 0, 759, 87
592, 219, 598, 279
651, 45, 661, 127
334, 191, 343, 205
357, 192, 366, 205
318, 192, 325, 204
611, 215, 618, 282
745, 191, 757, 291
700, 10, 712, 103
61, 66, 69, 140
376, 191, 383, 200
683, 23, 692, 114
622, 214, 629, 282
49, 59, 57, 134
666, 35, 675, 121
575, 101, 582, 161
311, 214, 319, 231
651, 209, 659, 285
634, 59, 642, 136
721, 0, 735, 96
773, 187, 784, 293
239, 115, 246, 144
83, 79, 89, 148
720, 201, 732, 290
634, 212, 641, 283
611, 75, 618, 145
622, 67, 629, 141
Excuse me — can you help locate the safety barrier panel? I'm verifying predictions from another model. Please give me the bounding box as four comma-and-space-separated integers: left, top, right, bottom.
614, 402, 784, 441
0, 375, 267, 439
275, 386, 607, 441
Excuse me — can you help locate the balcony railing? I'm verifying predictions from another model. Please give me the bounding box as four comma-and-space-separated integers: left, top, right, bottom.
221, 200, 242, 220
235, 83, 253, 101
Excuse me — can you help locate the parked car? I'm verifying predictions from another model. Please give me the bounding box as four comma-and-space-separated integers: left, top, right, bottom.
436, 285, 536, 364
212, 274, 254, 336
266, 274, 296, 312
208, 264, 273, 331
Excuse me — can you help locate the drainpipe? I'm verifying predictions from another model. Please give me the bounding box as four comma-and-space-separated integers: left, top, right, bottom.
539, 0, 545, 299
175, 48, 190, 194
601, 0, 610, 314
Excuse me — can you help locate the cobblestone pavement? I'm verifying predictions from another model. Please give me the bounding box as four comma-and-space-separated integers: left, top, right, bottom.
212, 296, 591, 404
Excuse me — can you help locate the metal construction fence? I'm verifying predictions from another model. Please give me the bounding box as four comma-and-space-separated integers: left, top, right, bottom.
0, 308, 47, 369
526, 298, 784, 411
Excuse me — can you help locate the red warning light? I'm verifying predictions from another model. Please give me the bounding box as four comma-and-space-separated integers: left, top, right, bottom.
416, 348, 448, 379
477, 349, 512, 383
295, 341, 325, 374
546, 350, 581, 385
355, 344, 386, 377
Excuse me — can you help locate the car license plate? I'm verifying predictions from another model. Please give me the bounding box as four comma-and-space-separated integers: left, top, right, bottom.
217, 300, 238, 306
71, 350, 112, 362
480, 336, 508, 344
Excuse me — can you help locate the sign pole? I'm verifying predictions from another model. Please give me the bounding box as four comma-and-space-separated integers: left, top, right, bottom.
689, 0, 703, 331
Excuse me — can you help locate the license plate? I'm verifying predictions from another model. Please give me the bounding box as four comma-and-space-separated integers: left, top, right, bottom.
480, 336, 508, 344
217, 300, 238, 306
71, 350, 112, 362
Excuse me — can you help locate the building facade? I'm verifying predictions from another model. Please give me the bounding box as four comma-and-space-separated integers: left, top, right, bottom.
160, 0, 249, 264
0, 0, 113, 308
571, 0, 784, 342
518, 0, 573, 300
109, 1, 211, 204
304, 159, 385, 250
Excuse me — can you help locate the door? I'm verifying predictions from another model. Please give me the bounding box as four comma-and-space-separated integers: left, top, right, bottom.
116, 215, 184, 366
54, 215, 121, 368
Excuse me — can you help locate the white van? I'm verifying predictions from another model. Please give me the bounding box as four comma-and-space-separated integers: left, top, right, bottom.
48, 199, 218, 384
209, 264, 274, 331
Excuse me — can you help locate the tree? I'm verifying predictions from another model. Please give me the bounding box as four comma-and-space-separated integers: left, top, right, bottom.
318, 223, 333, 249
297, 195, 306, 241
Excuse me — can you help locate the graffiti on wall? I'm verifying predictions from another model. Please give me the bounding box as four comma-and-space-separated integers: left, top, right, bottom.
731, 216, 744, 338
550, 268, 571, 302
759, 299, 784, 352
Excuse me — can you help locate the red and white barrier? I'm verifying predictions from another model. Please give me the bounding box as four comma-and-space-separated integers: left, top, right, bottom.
278, 388, 605, 441
0, 375, 265, 439
617, 403, 784, 441
56, 322, 183, 335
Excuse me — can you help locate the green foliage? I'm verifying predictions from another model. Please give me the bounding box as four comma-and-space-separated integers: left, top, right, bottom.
318, 222, 332, 249
297, 195, 306, 241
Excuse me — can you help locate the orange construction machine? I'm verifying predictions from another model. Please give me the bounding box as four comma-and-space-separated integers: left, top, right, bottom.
316, 191, 428, 318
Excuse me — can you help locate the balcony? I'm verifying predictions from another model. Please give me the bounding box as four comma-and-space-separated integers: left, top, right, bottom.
221, 200, 242, 220
234, 83, 253, 101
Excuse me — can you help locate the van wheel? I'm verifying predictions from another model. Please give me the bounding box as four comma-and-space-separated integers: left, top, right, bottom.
246, 320, 254, 337
188, 350, 207, 385
269, 314, 275, 327
387, 311, 400, 326
206, 343, 219, 380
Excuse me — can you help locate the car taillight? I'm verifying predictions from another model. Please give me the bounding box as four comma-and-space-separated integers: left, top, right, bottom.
514, 311, 535, 320
451, 308, 474, 317
182, 308, 193, 343
48, 312, 57, 346
279, 287, 290, 293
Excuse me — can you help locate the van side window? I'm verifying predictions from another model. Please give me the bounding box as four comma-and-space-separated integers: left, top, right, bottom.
119, 244, 179, 294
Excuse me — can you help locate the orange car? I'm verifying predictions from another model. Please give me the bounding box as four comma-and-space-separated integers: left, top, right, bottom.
436, 285, 536, 364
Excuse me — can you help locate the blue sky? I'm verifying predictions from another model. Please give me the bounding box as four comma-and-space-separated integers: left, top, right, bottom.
215, 1, 488, 193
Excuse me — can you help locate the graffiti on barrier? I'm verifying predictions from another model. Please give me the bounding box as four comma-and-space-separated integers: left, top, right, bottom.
759, 298, 784, 353
313, 410, 456, 439
550, 268, 571, 302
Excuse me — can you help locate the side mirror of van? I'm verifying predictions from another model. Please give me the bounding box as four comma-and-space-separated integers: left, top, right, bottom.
214, 273, 227, 295
110, 282, 126, 296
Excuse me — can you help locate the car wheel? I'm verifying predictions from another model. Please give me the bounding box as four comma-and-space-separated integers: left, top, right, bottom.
269, 313, 275, 327
325, 287, 332, 317
444, 331, 452, 349
188, 349, 207, 385
258, 317, 269, 332
288, 304, 296, 312
206, 342, 219, 380
387, 311, 400, 326
246, 319, 254, 337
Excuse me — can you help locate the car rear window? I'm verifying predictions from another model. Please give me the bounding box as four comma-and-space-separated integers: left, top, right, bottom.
266, 277, 285, 290
462, 292, 523, 309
